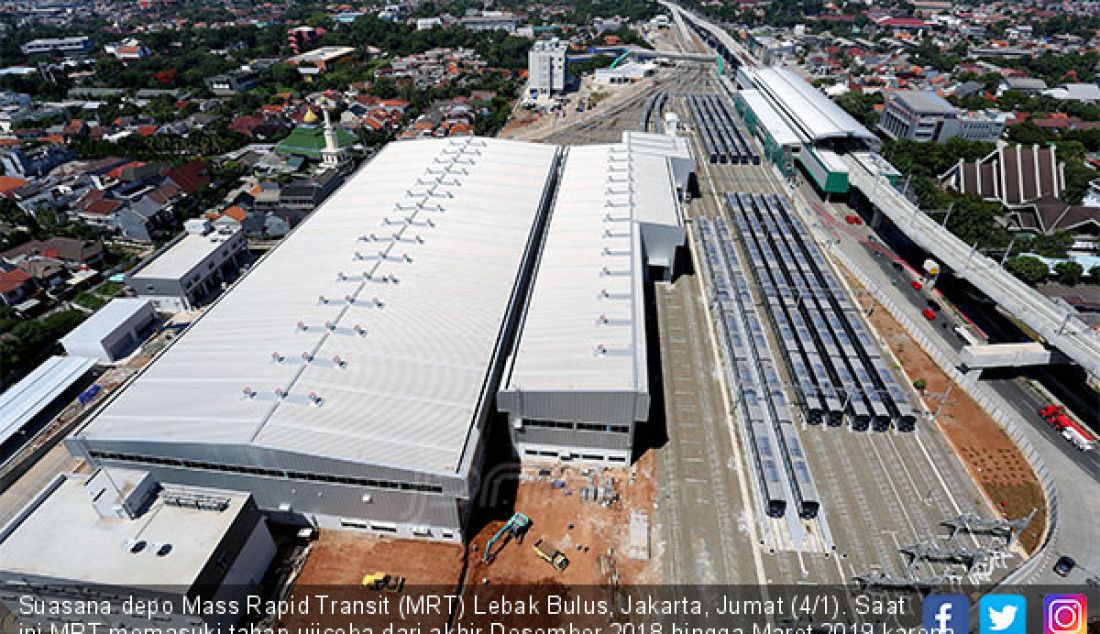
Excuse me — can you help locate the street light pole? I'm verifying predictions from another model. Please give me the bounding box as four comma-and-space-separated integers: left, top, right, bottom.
931, 382, 955, 423
941, 202, 955, 228
1000, 236, 1018, 267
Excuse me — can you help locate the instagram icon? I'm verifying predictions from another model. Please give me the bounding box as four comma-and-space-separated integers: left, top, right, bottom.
1044, 595, 1087, 634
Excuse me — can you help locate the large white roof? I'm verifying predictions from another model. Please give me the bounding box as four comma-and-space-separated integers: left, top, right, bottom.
0, 355, 96, 447
76, 138, 559, 474
129, 227, 241, 281
751, 68, 877, 145
502, 144, 647, 395
738, 89, 803, 147
0, 471, 248, 587
59, 298, 152, 346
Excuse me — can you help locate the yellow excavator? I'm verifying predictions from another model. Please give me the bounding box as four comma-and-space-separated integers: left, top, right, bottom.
533, 537, 570, 572
361, 572, 405, 592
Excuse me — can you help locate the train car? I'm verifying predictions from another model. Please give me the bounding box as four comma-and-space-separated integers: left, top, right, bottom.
775, 421, 820, 518
743, 389, 790, 518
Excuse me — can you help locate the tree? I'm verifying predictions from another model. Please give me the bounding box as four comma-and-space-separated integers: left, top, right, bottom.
1005, 256, 1050, 285
1089, 265, 1100, 285
834, 91, 883, 127
1054, 261, 1084, 286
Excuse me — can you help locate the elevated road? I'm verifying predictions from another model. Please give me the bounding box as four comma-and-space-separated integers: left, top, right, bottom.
659, 1, 757, 69
845, 154, 1100, 378
567, 46, 715, 63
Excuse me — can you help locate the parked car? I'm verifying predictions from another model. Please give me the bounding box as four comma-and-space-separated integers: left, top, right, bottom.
1054, 555, 1076, 577
921, 307, 936, 321
844, 214, 863, 225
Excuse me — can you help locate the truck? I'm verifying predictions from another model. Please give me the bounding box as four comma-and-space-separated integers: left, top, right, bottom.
1038, 404, 1097, 451
533, 537, 570, 572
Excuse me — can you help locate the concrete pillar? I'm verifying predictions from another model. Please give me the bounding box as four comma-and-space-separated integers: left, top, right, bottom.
871, 206, 885, 229
964, 367, 983, 387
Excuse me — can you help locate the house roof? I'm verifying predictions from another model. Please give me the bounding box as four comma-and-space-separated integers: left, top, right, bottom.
82, 199, 123, 217
0, 176, 28, 196
3, 238, 102, 264
0, 269, 32, 294
164, 159, 210, 194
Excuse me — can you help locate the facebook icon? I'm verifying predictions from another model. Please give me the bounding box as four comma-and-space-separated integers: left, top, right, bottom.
924, 595, 970, 634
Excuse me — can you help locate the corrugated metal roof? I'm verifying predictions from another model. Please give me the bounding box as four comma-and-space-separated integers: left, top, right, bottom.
739, 89, 803, 147
502, 144, 648, 395
751, 68, 877, 144
59, 298, 153, 346
75, 138, 560, 474
0, 355, 97, 446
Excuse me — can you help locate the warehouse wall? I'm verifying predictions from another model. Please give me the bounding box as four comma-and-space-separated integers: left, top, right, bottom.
65, 439, 473, 541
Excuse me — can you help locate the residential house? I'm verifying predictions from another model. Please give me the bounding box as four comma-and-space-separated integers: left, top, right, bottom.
204, 69, 260, 96
0, 268, 35, 307
115, 184, 180, 242
0, 146, 76, 178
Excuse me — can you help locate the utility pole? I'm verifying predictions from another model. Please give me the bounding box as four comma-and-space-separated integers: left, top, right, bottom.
941, 202, 955, 228
1000, 236, 1018, 267
930, 382, 955, 423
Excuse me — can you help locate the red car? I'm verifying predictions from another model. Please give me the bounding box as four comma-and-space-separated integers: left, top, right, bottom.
921, 307, 936, 321
844, 214, 863, 225
911, 280, 923, 291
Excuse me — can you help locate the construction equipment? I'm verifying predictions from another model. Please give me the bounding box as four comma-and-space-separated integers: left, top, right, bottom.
482, 512, 531, 563
899, 541, 999, 571
362, 572, 405, 593
852, 571, 943, 594
942, 509, 1036, 544
533, 537, 570, 572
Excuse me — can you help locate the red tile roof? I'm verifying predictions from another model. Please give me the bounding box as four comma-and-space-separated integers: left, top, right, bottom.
164, 159, 210, 194
222, 205, 246, 221
0, 176, 29, 196
0, 269, 32, 294
82, 199, 123, 217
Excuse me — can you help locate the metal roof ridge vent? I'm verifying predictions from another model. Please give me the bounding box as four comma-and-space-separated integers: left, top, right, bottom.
599, 266, 631, 277
603, 229, 629, 238
598, 289, 630, 300
597, 314, 630, 326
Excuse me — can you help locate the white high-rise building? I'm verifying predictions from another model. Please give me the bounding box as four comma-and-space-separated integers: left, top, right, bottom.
528, 39, 568, 95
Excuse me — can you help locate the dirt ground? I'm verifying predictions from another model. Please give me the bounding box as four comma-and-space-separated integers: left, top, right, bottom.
465, 451, 659, 587
844, 271, 1047, 553
279, 451, 659, 628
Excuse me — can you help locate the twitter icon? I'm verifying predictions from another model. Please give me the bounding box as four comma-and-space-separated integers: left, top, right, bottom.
981, 595, 1027, 634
